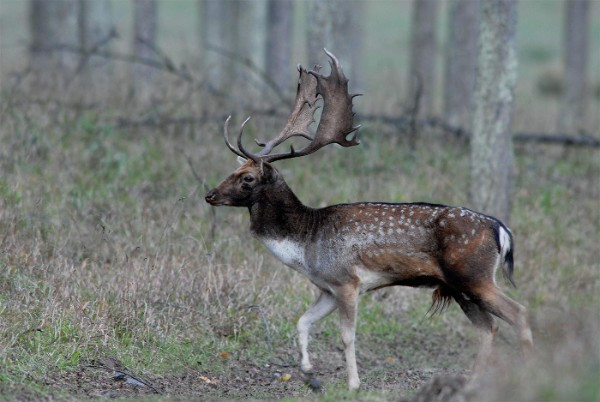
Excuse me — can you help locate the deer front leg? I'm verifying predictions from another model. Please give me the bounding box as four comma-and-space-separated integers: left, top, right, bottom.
297, 291, 337, 374
338, 284, 360, 391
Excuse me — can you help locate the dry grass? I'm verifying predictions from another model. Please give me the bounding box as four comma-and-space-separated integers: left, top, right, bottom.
0, 66, 599, 400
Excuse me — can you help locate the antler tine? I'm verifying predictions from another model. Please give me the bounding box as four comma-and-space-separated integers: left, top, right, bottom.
255, 65, 320, 158
223, 115, 246, 158
263, 49, 360, 163
236, 116, 260, 163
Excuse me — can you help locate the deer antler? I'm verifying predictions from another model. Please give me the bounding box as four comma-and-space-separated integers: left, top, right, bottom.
224, 49, 361, 163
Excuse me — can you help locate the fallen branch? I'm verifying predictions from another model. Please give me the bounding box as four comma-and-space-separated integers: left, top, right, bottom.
362, 114, 599, 147
513, 133, 600, 147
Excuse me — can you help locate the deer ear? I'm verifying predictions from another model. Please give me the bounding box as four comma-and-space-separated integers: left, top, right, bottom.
236, 156, 246, 166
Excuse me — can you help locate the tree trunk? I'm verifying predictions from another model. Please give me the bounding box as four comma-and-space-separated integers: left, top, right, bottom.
231, 0, 268, 103
306, 0, 335, 66
78, 0, 115, 88
29, 0, 79, 74
201, 0, 235, 92
408, 0, 439, 118
470, 0, 518, 223
306, 0, 364, 91
132, 0, 158, 99
443, 0, 480, 132
558, 0, 590, 133
266, 0, 293, 93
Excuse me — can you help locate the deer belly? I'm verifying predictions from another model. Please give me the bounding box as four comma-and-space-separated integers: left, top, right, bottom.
261, 238, 308, 272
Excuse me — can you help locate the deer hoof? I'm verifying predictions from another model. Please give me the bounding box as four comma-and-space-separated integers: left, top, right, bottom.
306, 377, 321, 392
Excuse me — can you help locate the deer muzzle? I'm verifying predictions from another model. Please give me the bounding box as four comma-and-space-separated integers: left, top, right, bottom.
204, 188, 221, 205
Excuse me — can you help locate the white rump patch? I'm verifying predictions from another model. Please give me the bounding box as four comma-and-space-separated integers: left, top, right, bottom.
498, 226, 511, 259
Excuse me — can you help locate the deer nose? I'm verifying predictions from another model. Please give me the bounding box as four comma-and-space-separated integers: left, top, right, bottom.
205, 189, 218, 203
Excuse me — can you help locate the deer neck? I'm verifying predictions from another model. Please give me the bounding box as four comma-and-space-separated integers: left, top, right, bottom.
248, 180, 314, 241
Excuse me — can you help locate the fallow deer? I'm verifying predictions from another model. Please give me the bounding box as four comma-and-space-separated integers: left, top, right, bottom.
205, 50, 533, 391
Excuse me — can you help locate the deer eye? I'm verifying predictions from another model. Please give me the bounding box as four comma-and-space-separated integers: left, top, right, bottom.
243, 175, 255, 183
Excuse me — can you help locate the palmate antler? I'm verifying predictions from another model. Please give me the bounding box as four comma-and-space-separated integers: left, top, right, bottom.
224, 49, 361, 164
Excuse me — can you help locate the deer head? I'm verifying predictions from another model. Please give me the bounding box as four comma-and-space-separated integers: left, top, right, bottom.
205, 49, 361, 208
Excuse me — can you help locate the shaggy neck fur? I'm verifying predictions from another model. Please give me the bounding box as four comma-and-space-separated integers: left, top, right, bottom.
248, 177, 319, 241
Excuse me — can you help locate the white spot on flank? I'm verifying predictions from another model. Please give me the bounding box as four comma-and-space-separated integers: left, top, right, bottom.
448, 213, 456, 218
471, 228, 476, 236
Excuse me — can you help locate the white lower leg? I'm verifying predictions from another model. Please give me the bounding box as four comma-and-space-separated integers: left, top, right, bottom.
473, 325, 496, 370
342, 326, 360, 390
297, 292, 337, 373
517, 305, 534, 356
339, 288, 360, 391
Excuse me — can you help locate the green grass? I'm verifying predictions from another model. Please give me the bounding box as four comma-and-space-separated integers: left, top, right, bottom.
1, 104, 596, 399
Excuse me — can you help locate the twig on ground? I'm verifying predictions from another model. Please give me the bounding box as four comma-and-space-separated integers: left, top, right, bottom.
86, 358, 160, 394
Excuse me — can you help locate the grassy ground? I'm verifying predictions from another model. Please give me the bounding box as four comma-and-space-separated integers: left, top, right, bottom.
0, 95, 598, 399
1, 0, 599, 400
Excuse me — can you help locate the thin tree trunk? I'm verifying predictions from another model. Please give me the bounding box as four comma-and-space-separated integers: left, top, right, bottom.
306, 0, 364, 91
408, 0, 439, 118
306, 0, 335, 66
201, 0, 235, 92
132, 0, 158, 99
29, 0, 79, 74
444, 0, 480, 131
232, 0, 268, 103
266, 0, 293, 93
558, 0, 590, 133
470, 0, 518, 223
78, 0, 115, 88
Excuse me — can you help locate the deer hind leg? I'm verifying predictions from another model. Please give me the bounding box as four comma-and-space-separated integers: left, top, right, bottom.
477, 286, 534, 358
453, 292, 498, 370
337, 284, 360, 391
297, 291, 337, 374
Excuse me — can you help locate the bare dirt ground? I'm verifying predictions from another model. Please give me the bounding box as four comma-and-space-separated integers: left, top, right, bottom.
3, 334, 472, 400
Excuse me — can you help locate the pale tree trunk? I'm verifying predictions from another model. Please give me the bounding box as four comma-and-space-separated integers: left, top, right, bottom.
408, 0, 439, 118
470, 0, 518, 223
201, 0, 235, 92
78, 0, 115, 88
444, 0, 480, 132
306, 0, 364, 92
266, 0, 293, 93
232, 0, 268, 102
132, 0, 158, 99
29, 0, 79, 74
558, 0, 590, 133
306, 0, 335, 66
